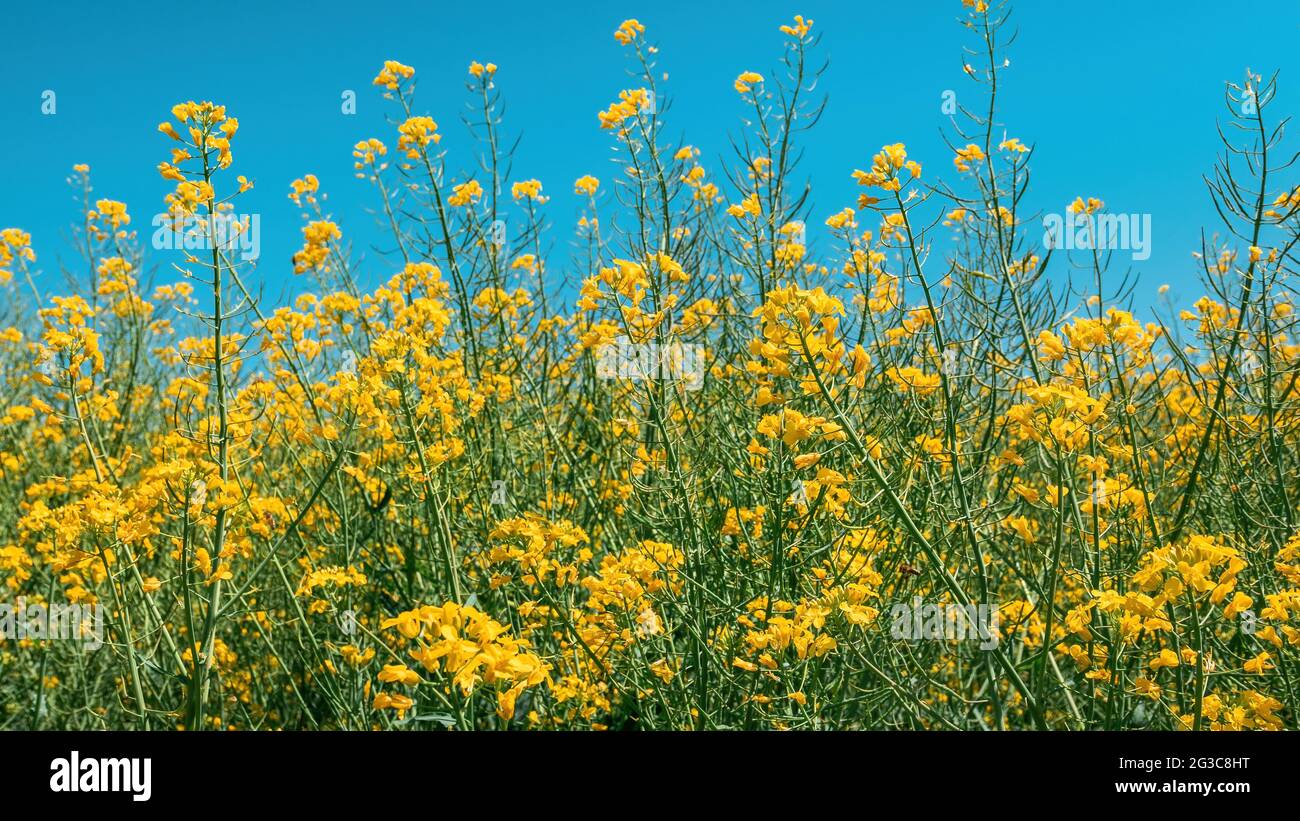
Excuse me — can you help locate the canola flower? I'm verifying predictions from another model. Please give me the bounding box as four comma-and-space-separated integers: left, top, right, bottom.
0, 5, 1298, 732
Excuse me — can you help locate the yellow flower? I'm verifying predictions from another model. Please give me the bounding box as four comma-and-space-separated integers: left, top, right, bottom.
373, 60, 415, 91
448, 180, 483, 207
614, 19, 645, 45
793, 452, 822, 470
373, 692, 414, 717
397, 116, 440, 158
779, 15, 813, 38
377, 664, 421, 686
953, 143, 985, 172
1148, 649, 1180, 671
511, 179, 545, 202
734, 71, 765, 95
1244, 652, 1273, 675
293, 220, 342, 274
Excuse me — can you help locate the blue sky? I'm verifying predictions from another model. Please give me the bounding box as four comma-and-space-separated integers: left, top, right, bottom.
1, 0, 1296, 312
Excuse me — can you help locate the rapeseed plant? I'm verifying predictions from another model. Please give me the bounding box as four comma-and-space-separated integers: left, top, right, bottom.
1, 2, 1298, 731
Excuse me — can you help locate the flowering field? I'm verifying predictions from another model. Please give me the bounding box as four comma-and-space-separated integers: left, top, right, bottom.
1, 4, 1298, 732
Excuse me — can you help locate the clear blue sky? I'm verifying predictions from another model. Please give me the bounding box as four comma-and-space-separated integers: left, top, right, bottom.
1, 0, 1296, 311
